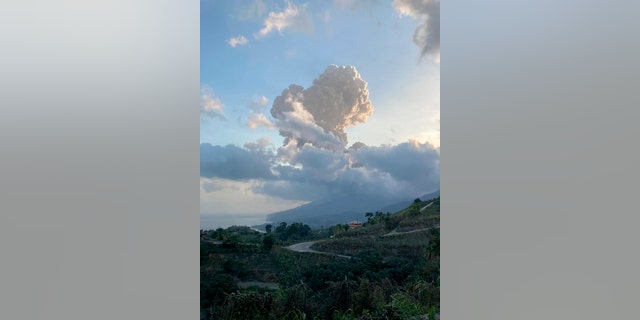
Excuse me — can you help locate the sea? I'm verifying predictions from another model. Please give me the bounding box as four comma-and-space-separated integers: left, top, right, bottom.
200, 214, 270, 231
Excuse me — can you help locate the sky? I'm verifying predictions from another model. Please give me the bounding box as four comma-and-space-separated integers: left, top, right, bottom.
200, 0, 440, 217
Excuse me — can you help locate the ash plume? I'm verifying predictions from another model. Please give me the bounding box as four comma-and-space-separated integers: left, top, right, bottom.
270, 65, 374, 150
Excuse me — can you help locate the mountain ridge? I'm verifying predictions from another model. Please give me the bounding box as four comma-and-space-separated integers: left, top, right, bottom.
265, 188, 440, 228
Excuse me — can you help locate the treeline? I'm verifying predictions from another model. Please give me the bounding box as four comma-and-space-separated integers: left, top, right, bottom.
200, 227, 439, 319
200, 200, 440, 320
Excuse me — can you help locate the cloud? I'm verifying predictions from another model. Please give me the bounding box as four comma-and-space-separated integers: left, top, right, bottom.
270, 84, 346, 153
201, 177, 239, 193
200, 84, 225, 119
243, 137, 271, 151
274, 140, 438, 200
231, 0, 268, 22
255, 1, 313, 38
392, 0, 440, 61
227, 35, 248, 47
270, 65, 374, 148
334, 0, 380, 10
248, 96, 269, 111
199, 66, 439, 207
200, 143, 274, 180
200, 178, 309, 215
200, 138, 440, 203
252, 180, 329, 201
247, 112, 276, 130
349, 140, 440, 188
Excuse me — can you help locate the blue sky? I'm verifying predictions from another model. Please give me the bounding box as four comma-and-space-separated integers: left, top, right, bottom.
200, 0, 440, 216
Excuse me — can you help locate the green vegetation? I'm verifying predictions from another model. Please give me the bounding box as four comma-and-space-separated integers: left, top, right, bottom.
200, 197, 440, 320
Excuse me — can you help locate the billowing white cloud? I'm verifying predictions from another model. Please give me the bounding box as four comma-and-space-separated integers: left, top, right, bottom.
247, 112, 276, 130
392, 0, 440, 61
227, 35, 248, 47
270, 84, 345, 153
271, 65, 373, 148
255, 1, 313, 38
200, 84, 225, 119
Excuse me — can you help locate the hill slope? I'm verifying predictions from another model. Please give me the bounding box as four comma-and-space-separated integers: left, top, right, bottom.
265, 188, 440, 228
201, 197, 440, 319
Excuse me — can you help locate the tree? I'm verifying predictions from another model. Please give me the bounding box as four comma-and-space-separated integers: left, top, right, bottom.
410, 203, 421, 215
262, 234, 275, 251
222, 234, 240, 248
275, 222, 287, 233
265, 224, 273, 234
413, 198, 421, 204
365, 212, 373, 222
215, 228, 226, 240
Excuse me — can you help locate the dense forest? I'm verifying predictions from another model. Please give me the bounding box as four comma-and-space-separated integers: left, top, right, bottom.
201, 197, 440, 320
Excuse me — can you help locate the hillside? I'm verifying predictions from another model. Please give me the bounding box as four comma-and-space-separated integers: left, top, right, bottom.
311, 197, 440, 258
264, 188, 440, 228
201, 197, 440, 320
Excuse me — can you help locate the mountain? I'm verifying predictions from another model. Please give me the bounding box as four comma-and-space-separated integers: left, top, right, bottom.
265, 188, 440, 228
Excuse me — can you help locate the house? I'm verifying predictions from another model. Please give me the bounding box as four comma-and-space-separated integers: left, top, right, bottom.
348, 221, 363, 229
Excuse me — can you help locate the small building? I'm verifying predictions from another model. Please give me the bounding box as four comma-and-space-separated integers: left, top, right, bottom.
348, 221, 363, 229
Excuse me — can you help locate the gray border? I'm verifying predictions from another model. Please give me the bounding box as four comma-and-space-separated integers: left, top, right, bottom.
442, 0, 640, 319
2, 1, 640, 319
0, 1, 199, 319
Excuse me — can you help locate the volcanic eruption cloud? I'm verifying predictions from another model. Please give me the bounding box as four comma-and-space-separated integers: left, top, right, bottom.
270, 65, 374, 150
201, 65, 440, 202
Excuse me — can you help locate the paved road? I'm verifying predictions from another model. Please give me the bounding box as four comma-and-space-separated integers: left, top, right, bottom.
382, 225, 440, 237
420, 201, 434, 212
285, 241, 352, 259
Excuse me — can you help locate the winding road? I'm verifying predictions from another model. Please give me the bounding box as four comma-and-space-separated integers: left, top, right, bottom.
382, 224, 440, 237
284, 241, 352, 259
285, 202, 438, 257
420, 201, 434, 212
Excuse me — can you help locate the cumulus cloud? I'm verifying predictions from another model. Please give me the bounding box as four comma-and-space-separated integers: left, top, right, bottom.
248, 96, 269, 111
227, 35, 248, 47
255, 1, 313, 38
392, 0, 440, 61
349, 140, 440, 189
201, 139, 439, 203
262, 140, 439, 200
200, 143, 274, 180
247, 112, 276, 130
270, 65, 373, 149
243, 137, 272, 151
200, 84, 225, 119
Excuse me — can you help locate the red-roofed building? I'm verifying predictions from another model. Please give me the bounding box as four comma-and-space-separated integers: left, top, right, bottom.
348, 221, 363, 229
